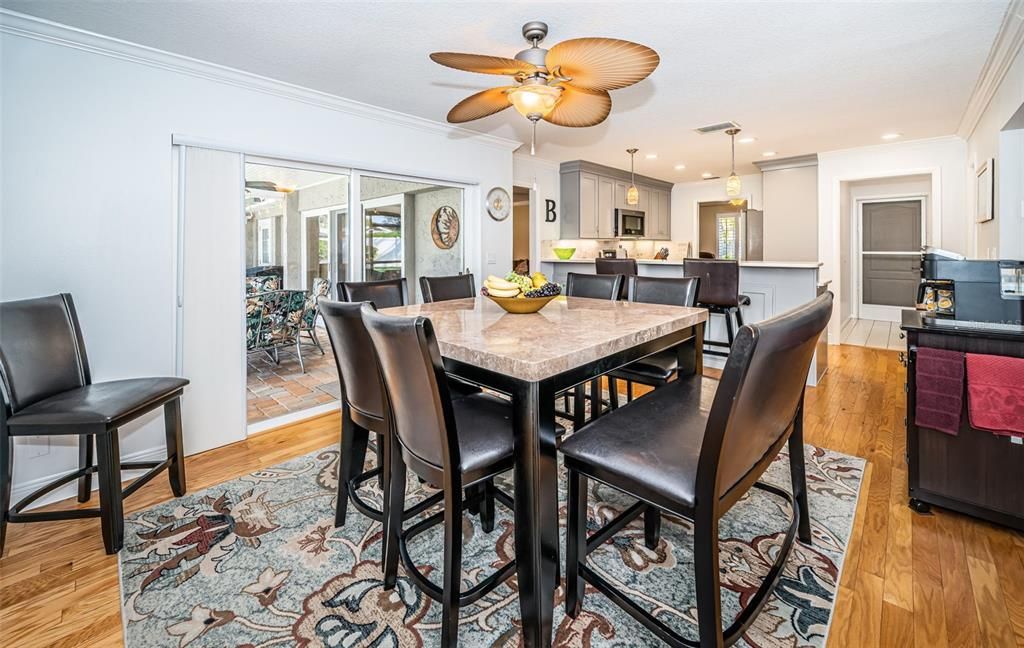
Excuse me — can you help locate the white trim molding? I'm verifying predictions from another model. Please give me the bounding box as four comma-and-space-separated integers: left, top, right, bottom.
957, 0, 1024, 139
0, 9, 521, 153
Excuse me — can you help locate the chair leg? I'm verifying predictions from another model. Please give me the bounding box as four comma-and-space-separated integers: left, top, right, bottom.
735, 305, 745, 328
441, 484, 464, 646
335, 412, 369, 528
373, 433, 384, 490
77, 435, 94, 503
95, 432, 124, 555
382, 433, 407, 589
164, 399, 187, 497
566, 469, 587, 618
480, 478, 495, 533
626, 380, 634, 403
573, 383, 586, 431
588, 378, 601, 420
789, 396, 812, 545
0, 425, 11, 557
644, 505, 661, 550
724, 309, 735, 347
694, 514, 725, 648
295, 340, 305, 373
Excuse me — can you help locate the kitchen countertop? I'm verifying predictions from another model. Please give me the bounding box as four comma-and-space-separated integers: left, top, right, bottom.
540, 258, 823, 269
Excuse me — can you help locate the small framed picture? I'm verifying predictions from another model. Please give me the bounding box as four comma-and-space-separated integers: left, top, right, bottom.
976, 158, 994, 223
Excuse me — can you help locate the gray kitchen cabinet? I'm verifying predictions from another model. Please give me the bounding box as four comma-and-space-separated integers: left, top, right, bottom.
560, 160, 673, 240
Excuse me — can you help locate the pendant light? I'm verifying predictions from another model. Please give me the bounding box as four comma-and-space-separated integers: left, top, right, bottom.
626, 148, 640, 206
725, 128, 743, 206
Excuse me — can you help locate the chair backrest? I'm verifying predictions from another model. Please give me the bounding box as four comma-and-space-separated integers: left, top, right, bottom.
319, 300, 385, 422
0, 294, 91, 414
626, 275, 700, 307
338, 278, 408, 309
699, 292, 833, 508
246, 290, 306, 350
361, 304, 457, 473
246, 275, 280, 295
302, 278, 331, 327
683, 258, 740, 307
698, 251, 716, 259
565, 272, 623, 300
419, 274, 476, 303
595, 259, 637, 300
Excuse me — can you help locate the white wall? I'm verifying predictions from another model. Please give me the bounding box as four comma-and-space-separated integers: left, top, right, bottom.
817, 136, 968, 340
762, 165, 819, 262
0, 14, 516, 504
672, 173, 764, 254
967, 41, 1024, 258
513, 153, 560, 268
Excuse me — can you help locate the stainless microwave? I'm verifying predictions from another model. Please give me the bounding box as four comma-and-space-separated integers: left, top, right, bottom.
615, 208, 645, 238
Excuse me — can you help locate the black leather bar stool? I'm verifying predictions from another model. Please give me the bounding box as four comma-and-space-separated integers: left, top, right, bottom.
560, 272, 624, 431
0, 294, 189, 556
560, 292, 832, 647
607, 275, 700, 409
420, 273, 476, 303
338, 277, 408, 308
362, 304, 517, 646
595, 258, 637, 300
683, 258, 750, 358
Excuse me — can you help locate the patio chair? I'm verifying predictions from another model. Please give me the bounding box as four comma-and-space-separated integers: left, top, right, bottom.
246, 289, 309, 372
299, 277, 330, 354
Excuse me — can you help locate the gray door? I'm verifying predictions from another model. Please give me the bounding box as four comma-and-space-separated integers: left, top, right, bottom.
860, 200, 922, 314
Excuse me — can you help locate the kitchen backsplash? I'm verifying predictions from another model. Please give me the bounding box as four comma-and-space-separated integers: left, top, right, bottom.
542, 239, 692, 260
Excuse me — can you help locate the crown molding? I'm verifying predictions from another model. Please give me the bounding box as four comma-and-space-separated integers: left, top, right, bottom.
0, 9, 521, 152
957, 0, 1024, 139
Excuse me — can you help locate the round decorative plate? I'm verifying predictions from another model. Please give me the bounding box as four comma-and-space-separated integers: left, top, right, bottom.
486, 187, 511, 221
430, 205, 460, 249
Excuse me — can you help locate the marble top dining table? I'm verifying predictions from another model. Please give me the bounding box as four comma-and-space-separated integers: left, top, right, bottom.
381, 295, 707, 647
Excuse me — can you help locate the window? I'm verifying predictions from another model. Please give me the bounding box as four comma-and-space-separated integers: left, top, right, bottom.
717, 214, 738, 260
257, 219, 275, 265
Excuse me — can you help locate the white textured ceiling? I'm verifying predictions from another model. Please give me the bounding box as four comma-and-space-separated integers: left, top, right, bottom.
3, 1, 1009, 180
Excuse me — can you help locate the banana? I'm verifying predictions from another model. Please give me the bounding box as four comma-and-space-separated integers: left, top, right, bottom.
486, 287, 520, 298
485, 275, 520, 291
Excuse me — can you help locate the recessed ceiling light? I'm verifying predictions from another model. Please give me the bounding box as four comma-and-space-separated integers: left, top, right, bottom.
738, 137, 756, 144
881, 132, 902, 140
762, 151, 777, 157
674, 164, 686, 170
701, 172, 713, 178
645, 153, 658, 159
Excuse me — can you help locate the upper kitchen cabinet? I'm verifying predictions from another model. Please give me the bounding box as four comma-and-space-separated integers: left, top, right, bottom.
560, 160, 673, 240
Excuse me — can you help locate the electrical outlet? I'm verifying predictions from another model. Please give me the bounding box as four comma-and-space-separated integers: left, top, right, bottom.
28, 435, 50, 458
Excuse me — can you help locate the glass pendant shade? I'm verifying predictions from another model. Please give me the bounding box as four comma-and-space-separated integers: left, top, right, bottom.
507, 84, 563, 120
626, 184, 639, 206
726, 172, 742, 197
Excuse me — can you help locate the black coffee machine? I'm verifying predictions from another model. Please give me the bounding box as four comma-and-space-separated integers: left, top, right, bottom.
920, 252, 1024, 324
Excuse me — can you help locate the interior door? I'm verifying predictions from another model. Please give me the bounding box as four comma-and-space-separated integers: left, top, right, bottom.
859, 199, 923, 321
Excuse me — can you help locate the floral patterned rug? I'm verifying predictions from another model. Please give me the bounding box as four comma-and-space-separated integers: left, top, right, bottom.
119, 439, 864, 647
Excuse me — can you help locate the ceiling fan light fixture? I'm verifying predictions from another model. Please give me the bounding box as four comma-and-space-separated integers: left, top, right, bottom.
507, 84, 563, 121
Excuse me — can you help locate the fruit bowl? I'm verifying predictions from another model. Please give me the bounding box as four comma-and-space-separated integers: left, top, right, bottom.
484, 293, 558, 314
552, 247, 576, 260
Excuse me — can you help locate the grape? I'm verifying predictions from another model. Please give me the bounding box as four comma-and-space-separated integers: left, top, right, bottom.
524, 282, 562, 298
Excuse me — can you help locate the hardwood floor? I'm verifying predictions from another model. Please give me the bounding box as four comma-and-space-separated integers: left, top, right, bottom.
1, 345, 1022, 647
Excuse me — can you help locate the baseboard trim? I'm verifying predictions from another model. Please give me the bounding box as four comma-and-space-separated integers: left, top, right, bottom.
11, 445, 168, 511
247, 402, 339, 436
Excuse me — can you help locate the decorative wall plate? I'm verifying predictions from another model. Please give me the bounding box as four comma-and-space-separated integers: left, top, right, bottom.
486, 187, 511, 221
430, 205, 461, 249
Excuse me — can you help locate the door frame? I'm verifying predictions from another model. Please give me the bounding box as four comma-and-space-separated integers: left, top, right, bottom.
855, 195, 926, 321
299, 204, 346, 289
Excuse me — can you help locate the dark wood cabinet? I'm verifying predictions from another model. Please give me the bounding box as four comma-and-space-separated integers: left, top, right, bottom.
901, 310, 1024, 530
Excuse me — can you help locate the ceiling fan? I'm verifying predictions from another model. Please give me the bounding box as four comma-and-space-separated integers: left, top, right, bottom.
430, 21, 659, 153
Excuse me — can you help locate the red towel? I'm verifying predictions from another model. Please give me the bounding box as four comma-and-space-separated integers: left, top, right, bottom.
915, 347, 964, 435
966, 353, 1024, 438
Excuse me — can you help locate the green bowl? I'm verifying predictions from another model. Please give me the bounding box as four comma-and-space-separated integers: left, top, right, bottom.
553, 247, 576, 260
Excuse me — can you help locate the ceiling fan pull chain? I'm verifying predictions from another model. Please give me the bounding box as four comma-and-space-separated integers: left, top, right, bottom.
531, 120, 537, 156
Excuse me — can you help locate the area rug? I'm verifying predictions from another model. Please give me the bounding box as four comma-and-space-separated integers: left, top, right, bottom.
119, 442, 864, 647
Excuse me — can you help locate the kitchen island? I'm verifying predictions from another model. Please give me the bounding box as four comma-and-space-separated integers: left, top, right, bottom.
539, 258, 827, 385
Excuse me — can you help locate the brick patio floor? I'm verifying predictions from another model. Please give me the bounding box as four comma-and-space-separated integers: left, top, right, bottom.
246, 328, 340, 424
